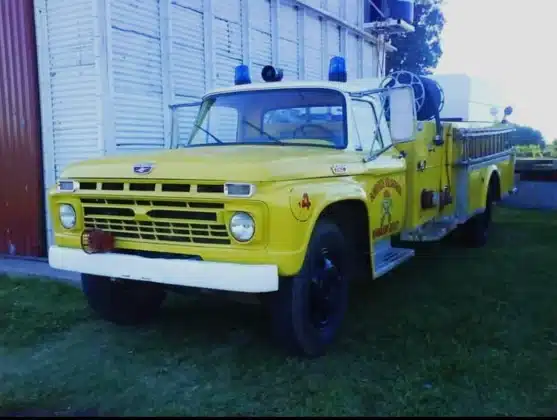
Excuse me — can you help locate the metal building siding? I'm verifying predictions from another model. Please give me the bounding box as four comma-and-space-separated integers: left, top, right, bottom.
303, 0, 321, 8
278, 2, 300, 79
212, 0, 243, 139
346, 32, 360, 79
362, 40, 377, 78
327, 21, 341, 61
303, 11, 323, 80
0, 0, 45, 257
249, 0, 272, 77
325, 0, 341, 17
110, 0, 165, 151
345, 0, 360, 26
170, 0, 206, 146
171, 0, 206, 100
214, 0, 243, 88
44, 0, 102, 177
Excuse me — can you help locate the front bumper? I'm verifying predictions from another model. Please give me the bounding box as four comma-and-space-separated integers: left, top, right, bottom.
48, 246, 279, 293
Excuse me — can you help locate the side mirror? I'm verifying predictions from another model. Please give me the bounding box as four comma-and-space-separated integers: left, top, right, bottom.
388, 87, 417, 143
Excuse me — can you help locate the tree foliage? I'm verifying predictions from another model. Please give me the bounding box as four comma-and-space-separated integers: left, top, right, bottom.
385, 0, 446, 75
508, 124, 545, 147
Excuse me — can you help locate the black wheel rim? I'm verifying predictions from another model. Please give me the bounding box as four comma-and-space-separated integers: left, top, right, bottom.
308, 247, 343, 329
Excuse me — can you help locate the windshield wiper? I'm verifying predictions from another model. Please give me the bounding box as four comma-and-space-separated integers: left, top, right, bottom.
191, 123, 224, 144
241, 119, 283, 144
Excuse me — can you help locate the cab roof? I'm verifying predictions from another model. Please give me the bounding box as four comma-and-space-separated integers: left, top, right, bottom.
204, 78, 384, 98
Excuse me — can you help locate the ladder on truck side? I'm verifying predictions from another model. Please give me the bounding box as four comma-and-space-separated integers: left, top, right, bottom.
452, 126, 515, 222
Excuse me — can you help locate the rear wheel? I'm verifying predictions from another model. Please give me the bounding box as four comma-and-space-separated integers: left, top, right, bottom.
460, 185, 495, 247
269, 219, 350, 357
81, 274, 166, 325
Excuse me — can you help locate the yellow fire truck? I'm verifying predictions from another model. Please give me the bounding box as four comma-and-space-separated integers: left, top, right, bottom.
48, 58, 517, 357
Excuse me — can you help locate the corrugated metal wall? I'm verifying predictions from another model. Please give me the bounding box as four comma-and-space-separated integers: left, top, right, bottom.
0, 0, 45, 257
110, 0, 166, 150
104, 0, 385, 153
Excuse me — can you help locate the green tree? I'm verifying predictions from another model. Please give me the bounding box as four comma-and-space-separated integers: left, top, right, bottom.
385, 0, 446, 75
508, 124, 545, 147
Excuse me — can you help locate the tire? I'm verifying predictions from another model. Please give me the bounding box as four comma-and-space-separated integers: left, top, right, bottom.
81, 274, 167, 325
460, 185, 495, 248
269, 219, 350, 357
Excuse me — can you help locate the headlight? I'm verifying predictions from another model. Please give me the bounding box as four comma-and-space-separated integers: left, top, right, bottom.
229, 212, 255, 242
59, 204, 77, 229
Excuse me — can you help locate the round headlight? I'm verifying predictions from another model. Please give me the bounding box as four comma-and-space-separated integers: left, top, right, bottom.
229, 212, 255, 242
59, 204, 76, 229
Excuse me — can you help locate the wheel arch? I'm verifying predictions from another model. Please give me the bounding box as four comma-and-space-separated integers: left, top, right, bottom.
286, 182, 371, 277
315, 198, 372, 273
482, 165, 502, 204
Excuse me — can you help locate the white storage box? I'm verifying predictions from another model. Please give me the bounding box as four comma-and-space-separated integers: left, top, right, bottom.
430, 74, 508, 122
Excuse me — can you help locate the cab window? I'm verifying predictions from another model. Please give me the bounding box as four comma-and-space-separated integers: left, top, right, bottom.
351, 99, 384, 153
184, 88, 348, 149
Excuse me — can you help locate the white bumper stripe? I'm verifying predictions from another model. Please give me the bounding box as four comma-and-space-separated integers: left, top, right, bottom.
48, 246, 279, 293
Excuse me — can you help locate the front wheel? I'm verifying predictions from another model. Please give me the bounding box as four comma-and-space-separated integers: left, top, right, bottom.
268, 219, 350, 357
81, 274, 167, 325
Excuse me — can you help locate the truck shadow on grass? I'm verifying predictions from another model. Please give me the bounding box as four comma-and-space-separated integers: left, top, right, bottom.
0, 408, 101, 418
132, 208, 551, 359
142, 239, 455, 356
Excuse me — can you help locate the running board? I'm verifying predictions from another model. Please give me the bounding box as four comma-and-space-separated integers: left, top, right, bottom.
373, 244, 415, 279
400, 219, 459, 242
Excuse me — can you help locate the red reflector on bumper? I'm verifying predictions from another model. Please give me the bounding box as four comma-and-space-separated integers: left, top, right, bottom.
80, 229, 115, 254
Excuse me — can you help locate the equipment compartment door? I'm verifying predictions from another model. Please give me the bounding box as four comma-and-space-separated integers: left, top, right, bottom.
411, 124, 446, 226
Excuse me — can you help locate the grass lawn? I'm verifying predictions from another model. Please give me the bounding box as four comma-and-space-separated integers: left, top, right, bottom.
0, 207, 556, 416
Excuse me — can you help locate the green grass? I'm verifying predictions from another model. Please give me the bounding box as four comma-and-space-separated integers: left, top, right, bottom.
1, 207, 556, 416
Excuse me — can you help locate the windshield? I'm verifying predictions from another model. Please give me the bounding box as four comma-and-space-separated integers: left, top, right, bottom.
179, 88, 348, 149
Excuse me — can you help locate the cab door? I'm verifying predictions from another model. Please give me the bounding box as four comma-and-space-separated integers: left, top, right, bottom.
351, 99, 406, 243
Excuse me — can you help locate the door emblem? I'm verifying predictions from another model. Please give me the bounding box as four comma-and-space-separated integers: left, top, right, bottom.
369, 177, 402, 239
133, 163, 154, 175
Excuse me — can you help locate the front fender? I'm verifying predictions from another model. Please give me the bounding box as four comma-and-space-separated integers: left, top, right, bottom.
285, 178, 369, 268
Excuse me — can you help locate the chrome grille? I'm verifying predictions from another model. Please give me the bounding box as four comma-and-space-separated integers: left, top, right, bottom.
77, 181, 225, 194
80, 198, 230, 245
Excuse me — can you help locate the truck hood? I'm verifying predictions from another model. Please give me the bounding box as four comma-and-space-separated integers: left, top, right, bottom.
61, 145, 396, 182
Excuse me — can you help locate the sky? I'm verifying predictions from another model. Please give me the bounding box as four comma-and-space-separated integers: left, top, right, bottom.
434, 0, 556, 141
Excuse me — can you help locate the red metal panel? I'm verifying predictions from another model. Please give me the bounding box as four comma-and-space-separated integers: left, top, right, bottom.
0, 0, 45, 257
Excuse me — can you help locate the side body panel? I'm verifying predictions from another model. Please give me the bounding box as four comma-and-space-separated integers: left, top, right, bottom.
395, 122, 455, 230
399, 121, 516, 243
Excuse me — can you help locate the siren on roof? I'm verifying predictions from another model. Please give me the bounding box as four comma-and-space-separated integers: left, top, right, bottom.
328, 56, 347, 82
234, 64, 252, 85
261, 65, 284, 82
